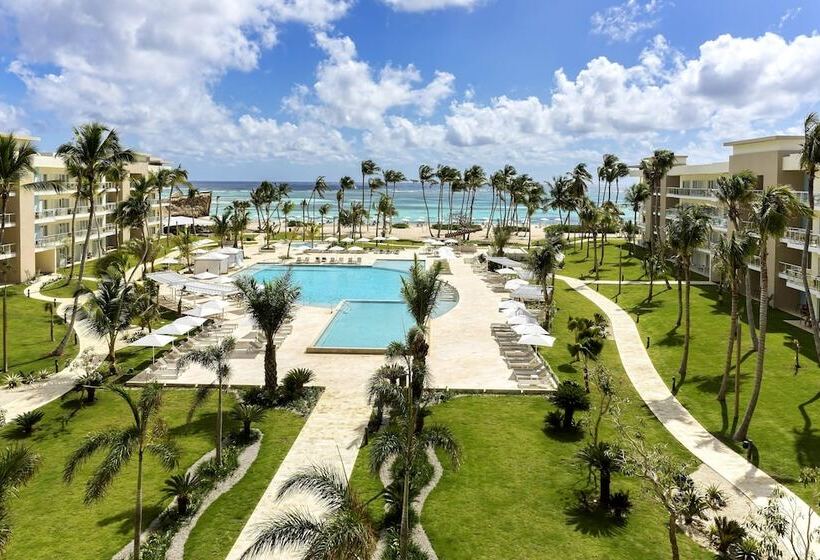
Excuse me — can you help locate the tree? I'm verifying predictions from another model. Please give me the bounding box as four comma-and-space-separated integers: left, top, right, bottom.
666, 205, 711, 381
177, 337, 236, 467
234, 275, 301, 390
241, 465, 377, 560
84, 274, 134, 375
417, 165, 436, 237
63, 384, 179, 560
53, 123, 134, 357
734, 186, 811, 441
317, 203, 331, 240
638, 150, 676, 253
0, 445, 41, 553
154, 165, 189, 243
162, 472, 199, 516
568, 315, 606, 391
547, 175, 575, 227
577, 441, 622, 509
360, 159, 380, 216
308, 175, 328, 227
229, 200, 251, 249
337, 175, 355, 237
174, 227, 195, 272
211, 208, 232, 248
716, 170, 760, 351
799, 112, 820, 362
549, 380, 590, 430
400, 257, 443, 334
624, 182, 651, 248
435, 164, 459, 237
231, 403, 265, 439
491, 225, 512, 257
0, 135, 34, 248
527, 233, 564, 329
114, 175, 154, 281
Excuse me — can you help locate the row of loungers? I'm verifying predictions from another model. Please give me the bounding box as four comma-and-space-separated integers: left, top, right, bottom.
295, 256, 363, 264
491, 322, 550, 388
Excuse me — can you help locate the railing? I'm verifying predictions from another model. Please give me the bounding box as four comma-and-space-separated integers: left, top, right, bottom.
0, 213, 15, 226
0, 243, 15, 258
779, 261, 820, 291
781, 227, 820, 249
35, 203, 118, 220
749, 255, 761, 268
666, 186, 717, 199
34, 233, 66, 249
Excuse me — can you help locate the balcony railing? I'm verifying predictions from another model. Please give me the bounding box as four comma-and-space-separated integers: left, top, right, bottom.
749, 255, 761, 269
781, 227, 820, 249
34, 233, 66, 249
780, 261, 820, 291
0, 243, 15, 258
666, 186, 717, 199
0, 213, 15, 226
35, 203, 118, 221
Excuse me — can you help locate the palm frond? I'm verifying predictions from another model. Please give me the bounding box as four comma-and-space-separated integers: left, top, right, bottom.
241, 509, 322, 559
0, 446, 40, 501
62, 429, 122, 484
420, 424, 462, 468
146, 440, 180, 471
369, 428, 403, 473
83, 428, 138, 503
276, 465, 348, 509
187, 384, 214, 422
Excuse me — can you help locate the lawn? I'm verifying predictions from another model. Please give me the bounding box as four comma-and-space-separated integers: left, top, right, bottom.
596, 282, 820, 502
558, 237, 662, 282
183, 408, 305, 559
40, 278, 98, 298
2, 388, 234, 560
350, 283, 712, 560
1, 284, 78, 374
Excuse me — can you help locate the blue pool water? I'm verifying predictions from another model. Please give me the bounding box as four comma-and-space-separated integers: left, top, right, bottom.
315, 301, 414, 349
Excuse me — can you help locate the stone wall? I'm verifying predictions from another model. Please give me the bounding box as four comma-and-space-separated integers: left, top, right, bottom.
169, 191, 212, 218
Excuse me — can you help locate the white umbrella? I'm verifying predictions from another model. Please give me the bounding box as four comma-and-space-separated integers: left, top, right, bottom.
498, 300, 526, 311
175, 316, 208, 327
184, 305, 221, 318
202, 300, 232, 312
507, 314, 537, 326
192, 271, 219, 280
130, 333, 176, 362
325, 236, 338, 243
349, 246, 364, 252
341, 237, 355, 243
502, 307, 532, 319
513, 323, 549, 335
504, 279, 528, 290
155, 322, 196, 336
387, 236, 399, 241
328, 245, 345, 252
373, 236, 387, 242
496, 267, 518, 276
357, 237, 371, 243
517, 334, 556, 347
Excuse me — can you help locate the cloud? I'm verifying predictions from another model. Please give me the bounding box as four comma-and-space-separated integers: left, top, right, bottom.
777, 6, 801, 30
0, 102, 25, 133
590, 0, 666, 42
380, 0, 482, 12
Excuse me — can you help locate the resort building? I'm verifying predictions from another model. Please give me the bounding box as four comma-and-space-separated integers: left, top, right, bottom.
1, 135, 170, 283
635, 135, 818, 315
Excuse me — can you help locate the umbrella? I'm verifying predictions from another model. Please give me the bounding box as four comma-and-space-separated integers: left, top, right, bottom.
513, 324, 549, 335
192, 271, 219, 280
498, 300, 526, 311
341, 237, 354, 243
502, 307, 532, 319
349, 246, 364, 252
504, 279, 528, 290
325, 236, 338, 243
183, 305, 221, 318
517, 334, 556, 347
373, 236, 387, 242
496, 267, 518, 276
507, 314, 537, 326
358, 237, 371, 243
202, 300, 232, 312
175, 316, 208, 327
155, 322, 196, 336
328, 245, 345, 252
387, 236, 399, 241
130, 333, 176, 362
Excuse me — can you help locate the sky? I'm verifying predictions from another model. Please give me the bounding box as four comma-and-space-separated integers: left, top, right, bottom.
1, 0, 819, 182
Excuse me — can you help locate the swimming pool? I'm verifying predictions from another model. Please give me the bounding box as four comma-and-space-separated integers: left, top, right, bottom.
247, 260, 455, 351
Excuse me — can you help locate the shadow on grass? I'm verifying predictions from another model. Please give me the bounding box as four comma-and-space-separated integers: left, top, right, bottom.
543, 426, 585, 443
97, 502, 164, 535
794, 390, 820, 468
563, 504, 627, 537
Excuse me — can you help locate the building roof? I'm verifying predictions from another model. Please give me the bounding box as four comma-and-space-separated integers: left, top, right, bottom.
723, 135, 802, 146
197, 252, 230, 261
486, 256, 521, 268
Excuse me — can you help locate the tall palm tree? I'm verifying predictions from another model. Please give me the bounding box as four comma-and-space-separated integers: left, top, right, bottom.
176, 338, 236, 467
184, 185, 200, 234
63, 384, 179, 560
337, 176, 355, 237
154, 165, 189, 243
249, 183, 268, 232
666, 205, 711, 381
105, 162, 127, 244
175, 227, 195, 271
308, 175, 328, 226
434, 165, 459, 237
240, 465, 377, 560
234, 275, 300, 390
714, 232, 756, 402
384, 168, 406, 199
638, 150, 676, 252
317, 203, 331, 240
367, 177, 384, 225
211, 208, 232, 248
612, 161, 630, 205
799, 112, 820, 360
0, 445, 41, 553
547, 175, 575, 227
734, 186, 811, 441
360, 160, 379, 212
53, 123, 134, 357
272, 182, 292, 231
527, 232, 564, 330
401, 257, 443, 334
624, 182, 651, 235
84, 274, 134, 374
0, 134, 38, 249
715, 171, 759, 351
114, 175, 154, 281
597, 153, 617, 204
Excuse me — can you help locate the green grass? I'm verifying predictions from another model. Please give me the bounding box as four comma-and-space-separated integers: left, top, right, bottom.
559, 237, 661, 281
350, 283, 711, 559
183, 409, 305, 559
595, 282, 820, 502
1, 284, 78, 374
40, 278, 98, 298
3, 388, 235, 560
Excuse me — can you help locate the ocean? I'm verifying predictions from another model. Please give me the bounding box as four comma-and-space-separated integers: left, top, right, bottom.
192, 181, 618, 225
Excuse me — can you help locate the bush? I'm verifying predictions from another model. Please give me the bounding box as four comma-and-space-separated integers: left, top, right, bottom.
4, 372, 21, 389
609, 491, 632, 520
21, 371, 38, 385
240, 386, 277, 408
230, 403, 265, 439
704, 484, 728, 510
282, 367, 315, 401
710, 516, 746, 555
544, 410, 563, 431
162, 472, 201, 516
14, 409, 44, 435
392, 223, 409, 229
197, 446, 240, 482
548, 380, 590, 431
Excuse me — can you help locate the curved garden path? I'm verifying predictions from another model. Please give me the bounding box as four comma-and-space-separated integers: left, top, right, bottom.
557, 275, 818, 556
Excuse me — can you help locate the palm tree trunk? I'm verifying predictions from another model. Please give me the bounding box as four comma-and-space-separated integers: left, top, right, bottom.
485, 185, 496, 239
217, 381, 223, 467
264, 334, 277, 389
67, 191, 81, 281
678, 261, 691, 379
733, 321, 742, 426
675, 262, 683, 327
0, 193, 8, 247
420, 181, 433, 237
718, 283, 738, 401
744, 267, 759, 351
800, 211, 820, 361
668, 513, 680, 560
735, 242, 768, 441
437, 183, 444, 238
133, 451, 144, 560
2, 286, 7, 373
400, 377, 415, 559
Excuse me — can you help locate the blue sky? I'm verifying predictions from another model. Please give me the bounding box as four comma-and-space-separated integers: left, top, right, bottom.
1, 0, 819, 181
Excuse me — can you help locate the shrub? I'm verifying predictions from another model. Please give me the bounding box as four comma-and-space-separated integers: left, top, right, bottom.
282, 367, 315, 401
21, 371, 38, 385
544, 410, 563, 431
14, 409, 44, 435
37, 369, 50, 380
230, 403, 265, 439
162, 472, 201, 516
197, 446, 239, 482
4, 372, 21, 389
392, 223, 409, 229
710, 516, 746, 555
705, 484, 728, 510
74, 371, 104, 403
548, 380, 590, 431
240, 386, 276, 408
609, 491, 632, 520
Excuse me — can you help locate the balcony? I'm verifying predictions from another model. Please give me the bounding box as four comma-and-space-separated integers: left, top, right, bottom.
0, 213, 16, 228
34, 233, 66, 250
779, 261, 820, 295
781, 227, 820, 253
35, 203, 118, 222
0, 243, 15, 260
748, 255, 761, 271
666, 186, 717, 200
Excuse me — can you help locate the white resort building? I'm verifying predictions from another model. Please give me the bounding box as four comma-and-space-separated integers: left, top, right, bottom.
1, 135, 170, 284
636, 135, 818, 316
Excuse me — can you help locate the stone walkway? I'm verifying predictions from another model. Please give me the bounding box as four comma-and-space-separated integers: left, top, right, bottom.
558, 275, 818, 555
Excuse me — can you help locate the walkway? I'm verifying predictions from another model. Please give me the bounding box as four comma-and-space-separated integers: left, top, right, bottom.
558, 275, 818, 555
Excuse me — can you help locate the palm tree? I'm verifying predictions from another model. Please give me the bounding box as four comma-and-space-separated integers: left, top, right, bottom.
63, 384, 179, 560
401, 257, 443, 334
360, 159, 379, 213
612, 161, 630, 205
568, 316, 605, 392
176, 338, 236, 467
249, 183, 268, 232
547, 175, 575, 227
714, 232, 756, 402
0, 445, 41, 553
53, 123, 134, 357
367, 177, 384, 225
549, 380, 590, 430
184, 185, 200, 234
666, 206, 711, 381
624, 182, 651, 241
211, 209, 232, 248
317, 203, 331, 240
417, 165, 436, 237
308, 175, 328, 226
597, 153, 617, 204
715, 170, 759, 351
162, 472, 199, 516
231, 403, 265, 439
240, 465, 377, 560
434, 164, 459, 237
234, 275, 300, 390
337, 175, 355, 237
491, 224, 512, 257
734, 186, 811, 441
154, 165, 189, 243
114, 175, 154, 281
799, 112, 820, 360
85, 274, 134, 374
576, 441, 621, 508
229, 200, 251, 249
527, 233, 564, 329
175, 227, 195, 271
0, 134, 37, 249
638, 150, 676, 252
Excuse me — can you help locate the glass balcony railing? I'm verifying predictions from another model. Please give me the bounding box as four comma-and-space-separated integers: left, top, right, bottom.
781, 227, 820, 249
35, 203, 118, 221
0, 243, 15, 258
779, 261, 820, 291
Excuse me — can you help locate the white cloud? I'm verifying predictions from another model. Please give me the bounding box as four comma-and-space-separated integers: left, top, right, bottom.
777, 7, 801, 30
380, 0, 482, 12
590, 0, 666, 42
0, 102, 25, 133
